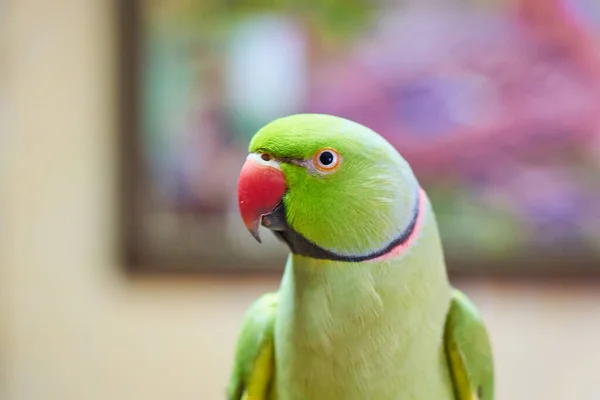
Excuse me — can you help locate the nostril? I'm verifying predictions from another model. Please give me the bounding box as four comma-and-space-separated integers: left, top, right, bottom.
261, 153, 271, 162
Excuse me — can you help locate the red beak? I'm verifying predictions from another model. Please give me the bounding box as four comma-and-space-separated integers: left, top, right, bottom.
238, 155, 287, 242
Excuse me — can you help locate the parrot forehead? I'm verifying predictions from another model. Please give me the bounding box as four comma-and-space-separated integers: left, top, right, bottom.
248, 114, 391, 159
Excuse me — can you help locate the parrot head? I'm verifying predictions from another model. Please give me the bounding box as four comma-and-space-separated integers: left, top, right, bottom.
237, 114, 423, 262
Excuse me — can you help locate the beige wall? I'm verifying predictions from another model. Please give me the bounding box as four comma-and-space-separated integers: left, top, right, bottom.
1, 1, 600, 399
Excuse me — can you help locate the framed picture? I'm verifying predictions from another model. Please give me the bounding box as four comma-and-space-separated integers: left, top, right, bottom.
118, 0, 600, 276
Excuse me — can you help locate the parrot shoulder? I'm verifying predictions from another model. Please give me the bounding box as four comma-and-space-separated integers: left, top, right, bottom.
227, 292, 278, 400
444, 288, 495, 400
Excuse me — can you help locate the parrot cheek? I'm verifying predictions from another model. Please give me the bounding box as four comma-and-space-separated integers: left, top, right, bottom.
238, 154, 287, 243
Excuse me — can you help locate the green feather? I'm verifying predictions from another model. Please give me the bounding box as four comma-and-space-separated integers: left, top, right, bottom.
229, 114, 494, 400
445, 289, 495, 400
228, 293, 277, 400
249, 114, 417, 256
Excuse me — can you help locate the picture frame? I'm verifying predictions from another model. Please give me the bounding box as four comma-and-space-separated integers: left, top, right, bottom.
117, 0, 600, 278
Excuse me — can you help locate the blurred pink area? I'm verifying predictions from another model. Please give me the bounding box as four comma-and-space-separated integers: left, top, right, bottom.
309, 3, 600, 177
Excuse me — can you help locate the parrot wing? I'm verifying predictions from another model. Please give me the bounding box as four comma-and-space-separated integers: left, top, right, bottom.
444, 289, 494, 400
227, 292, 278, 400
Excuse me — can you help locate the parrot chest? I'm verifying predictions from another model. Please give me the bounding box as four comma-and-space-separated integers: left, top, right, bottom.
271, 257, 455, 400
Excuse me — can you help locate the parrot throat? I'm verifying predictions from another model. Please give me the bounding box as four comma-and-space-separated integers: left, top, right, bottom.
262, 188, 422, 262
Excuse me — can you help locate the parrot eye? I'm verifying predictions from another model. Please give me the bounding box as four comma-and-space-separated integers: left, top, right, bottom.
313, 148, 341, 173
260, 153, 271, 162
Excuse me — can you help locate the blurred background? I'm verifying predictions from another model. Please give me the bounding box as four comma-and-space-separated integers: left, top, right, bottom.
127, 0, 600, 274
2, 0, 600, 399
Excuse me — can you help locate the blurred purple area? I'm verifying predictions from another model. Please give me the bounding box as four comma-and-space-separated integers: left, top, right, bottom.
140, 0, 600, 260
310, 8, 600, 175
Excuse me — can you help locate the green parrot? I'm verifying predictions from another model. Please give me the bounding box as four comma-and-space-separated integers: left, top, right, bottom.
230, 114, 494, 400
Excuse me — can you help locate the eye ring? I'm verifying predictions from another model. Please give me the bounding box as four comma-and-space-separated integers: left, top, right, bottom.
313, 148, 341, 173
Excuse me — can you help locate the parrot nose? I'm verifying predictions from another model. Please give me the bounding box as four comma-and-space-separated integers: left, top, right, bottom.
238, 154, 287, 243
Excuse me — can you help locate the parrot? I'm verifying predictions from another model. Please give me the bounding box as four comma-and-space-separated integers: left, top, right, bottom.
229, 114, 494, 400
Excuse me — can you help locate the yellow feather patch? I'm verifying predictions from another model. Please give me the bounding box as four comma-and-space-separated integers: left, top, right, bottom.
245, 342, 274, 400
447, 336, 476, 400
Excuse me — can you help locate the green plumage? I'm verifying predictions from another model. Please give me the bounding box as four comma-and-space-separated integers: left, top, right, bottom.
229, 114, 494, 400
